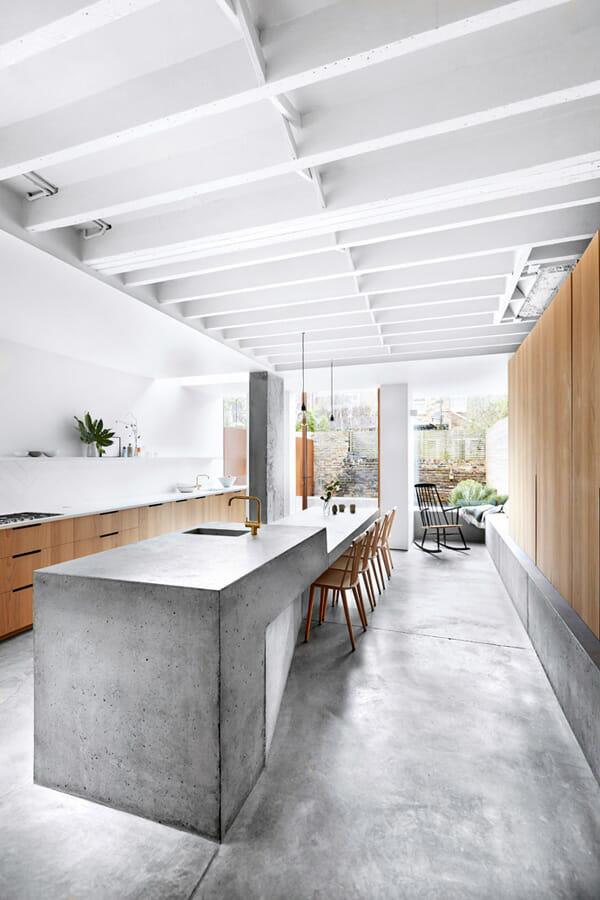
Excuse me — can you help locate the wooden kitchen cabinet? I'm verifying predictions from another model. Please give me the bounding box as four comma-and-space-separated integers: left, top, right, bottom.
0, 588, 33, 638
0, 490, 247, 640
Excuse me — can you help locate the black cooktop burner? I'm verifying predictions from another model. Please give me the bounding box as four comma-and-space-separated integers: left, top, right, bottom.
0, 512, 62, 526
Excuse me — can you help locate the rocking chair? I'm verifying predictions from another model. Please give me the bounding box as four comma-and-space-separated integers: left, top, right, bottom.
414, 483, 469, 553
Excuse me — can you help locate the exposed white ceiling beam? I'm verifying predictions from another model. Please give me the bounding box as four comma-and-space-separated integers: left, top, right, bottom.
273, 344, 519, 371
82, 141, 600, 269
0, 0, 161, 70
0, 0, 569, 179
264, 332, 527, 363
26, 73, 600, 233
204, 297, 500, 334
246, 321, 532, 354
177, 276, 506, 320
154, 250, 514, 302
112, 179, 600, 280
223, 311, 497, 342
494, 246, 532, 324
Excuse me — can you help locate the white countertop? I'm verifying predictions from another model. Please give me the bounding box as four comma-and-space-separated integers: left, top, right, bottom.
0, 485, 247, 530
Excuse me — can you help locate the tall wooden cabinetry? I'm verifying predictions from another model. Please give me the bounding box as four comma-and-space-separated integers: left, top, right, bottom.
572, 234, 600, 637
509, 232, 600, 638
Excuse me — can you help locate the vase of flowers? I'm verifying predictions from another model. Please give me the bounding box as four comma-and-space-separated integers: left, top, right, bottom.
320, 478, 340, 516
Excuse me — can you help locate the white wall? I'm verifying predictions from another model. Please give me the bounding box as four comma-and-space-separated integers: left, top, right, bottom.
486, 416, 509, 495
0, 337, 231, 510
379, 384, 413, 550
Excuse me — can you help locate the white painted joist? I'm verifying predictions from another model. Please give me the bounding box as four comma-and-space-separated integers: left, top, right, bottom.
113, 179, 600, 280
273, 344, 519, 371
0, 0, 569, 179
264, 333, 525, 363
223, 312, 496, 342
0, 0, 161, 69
90, 199, 600, 292
156, 251, 515, 303
203, 296, 500, 333
83, 144, 600, 269
178, 276, 506, 321
25, 35, 600, 231
239, 320, 532, 351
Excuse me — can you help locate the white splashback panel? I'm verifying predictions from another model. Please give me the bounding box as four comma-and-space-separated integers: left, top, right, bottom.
0, 457, 224, 513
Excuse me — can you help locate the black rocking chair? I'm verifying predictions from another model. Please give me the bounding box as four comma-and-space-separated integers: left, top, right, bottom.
414, 483, 470, 553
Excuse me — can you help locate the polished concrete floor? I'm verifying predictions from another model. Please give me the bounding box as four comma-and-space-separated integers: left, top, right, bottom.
1, 545, 600, 899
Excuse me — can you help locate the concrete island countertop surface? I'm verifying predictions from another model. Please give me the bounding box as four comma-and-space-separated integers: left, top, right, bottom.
0, 484, 247, 529
36, 506, 379, 592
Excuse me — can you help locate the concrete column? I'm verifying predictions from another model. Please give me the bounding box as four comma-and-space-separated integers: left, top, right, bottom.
379, 383, 414, 550
249, 371, 285, 523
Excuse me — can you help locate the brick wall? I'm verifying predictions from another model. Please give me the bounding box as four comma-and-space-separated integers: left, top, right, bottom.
312, 430, 378, 498
417, 460, 487, 503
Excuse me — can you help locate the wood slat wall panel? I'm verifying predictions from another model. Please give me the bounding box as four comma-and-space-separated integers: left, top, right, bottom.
536, 276, 572, 603
572, 234, 600, 637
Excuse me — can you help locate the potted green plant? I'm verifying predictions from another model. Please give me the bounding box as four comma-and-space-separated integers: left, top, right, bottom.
320, 478, 340, 515
74, 412, 115, 457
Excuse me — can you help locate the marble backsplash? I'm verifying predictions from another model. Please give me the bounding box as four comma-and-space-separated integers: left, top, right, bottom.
0, 457, 225, 512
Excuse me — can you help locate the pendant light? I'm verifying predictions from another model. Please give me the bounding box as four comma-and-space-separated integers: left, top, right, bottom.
300, 332, 307, 412
329, 359, 335, 422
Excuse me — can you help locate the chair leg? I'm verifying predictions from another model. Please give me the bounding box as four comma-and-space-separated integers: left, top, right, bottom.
377, 550, 386, 588
362, 571, 375, 611
380, 546, 391, 579
319, 587, 328, 624
353, 585, 368, 630
386, 542, 394, 569
340, 590, 356, 651
371, 558, 383, 594
365, 569, 377, 607
304, 584, 317, 642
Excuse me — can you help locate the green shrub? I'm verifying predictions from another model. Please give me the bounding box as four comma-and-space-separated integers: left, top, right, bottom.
448, 479, 496, 506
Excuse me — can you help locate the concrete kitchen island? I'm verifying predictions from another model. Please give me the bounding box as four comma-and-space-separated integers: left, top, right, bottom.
33, 506, 378, 841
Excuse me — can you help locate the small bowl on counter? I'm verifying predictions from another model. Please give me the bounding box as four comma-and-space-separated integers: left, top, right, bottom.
28, 451, 43, 457
218, 476, 236, 488
43, 450, 59, 457
175, 483, 197, 494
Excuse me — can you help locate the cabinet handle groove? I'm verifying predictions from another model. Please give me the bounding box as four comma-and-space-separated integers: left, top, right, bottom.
13, 584, 33, 593
12, 549, 41, 559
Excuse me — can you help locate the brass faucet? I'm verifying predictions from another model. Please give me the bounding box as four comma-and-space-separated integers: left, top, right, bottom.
195, 474, 209, 490
229, 495, 261, 536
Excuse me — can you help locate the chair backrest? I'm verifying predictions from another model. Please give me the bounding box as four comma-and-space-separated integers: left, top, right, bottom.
359, 523, 377, 569
369, 516, 385, 557
414, 483, 449, 527
340, 532, 368, 586
382, 507, 396, 544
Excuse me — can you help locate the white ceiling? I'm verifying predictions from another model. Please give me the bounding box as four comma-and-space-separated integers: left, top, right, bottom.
1, 0, 598, 374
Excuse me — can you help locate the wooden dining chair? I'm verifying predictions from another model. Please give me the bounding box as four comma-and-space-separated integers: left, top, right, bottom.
367, 515, 386, 594
329, 523, 378, 613
304, 534, 369, 651
378, 506, 396, 579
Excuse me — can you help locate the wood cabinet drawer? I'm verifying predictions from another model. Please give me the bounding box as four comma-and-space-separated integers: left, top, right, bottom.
0, 587, 33, 637
47, 518, 74, 547
73, 515, 98, 542
10, 522, 50, 556
118, 528, 140, 547
0, 549, 44, 592
138, 503, 175, 540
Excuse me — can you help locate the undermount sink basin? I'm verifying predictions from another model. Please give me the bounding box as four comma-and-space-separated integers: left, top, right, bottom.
185, 526, 248, 537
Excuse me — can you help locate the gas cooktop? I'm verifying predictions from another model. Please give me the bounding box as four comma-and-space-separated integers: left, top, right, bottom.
0, 512, 62, 526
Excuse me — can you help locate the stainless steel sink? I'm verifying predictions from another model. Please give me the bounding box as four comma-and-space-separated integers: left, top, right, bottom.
185, 526, 248, 537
